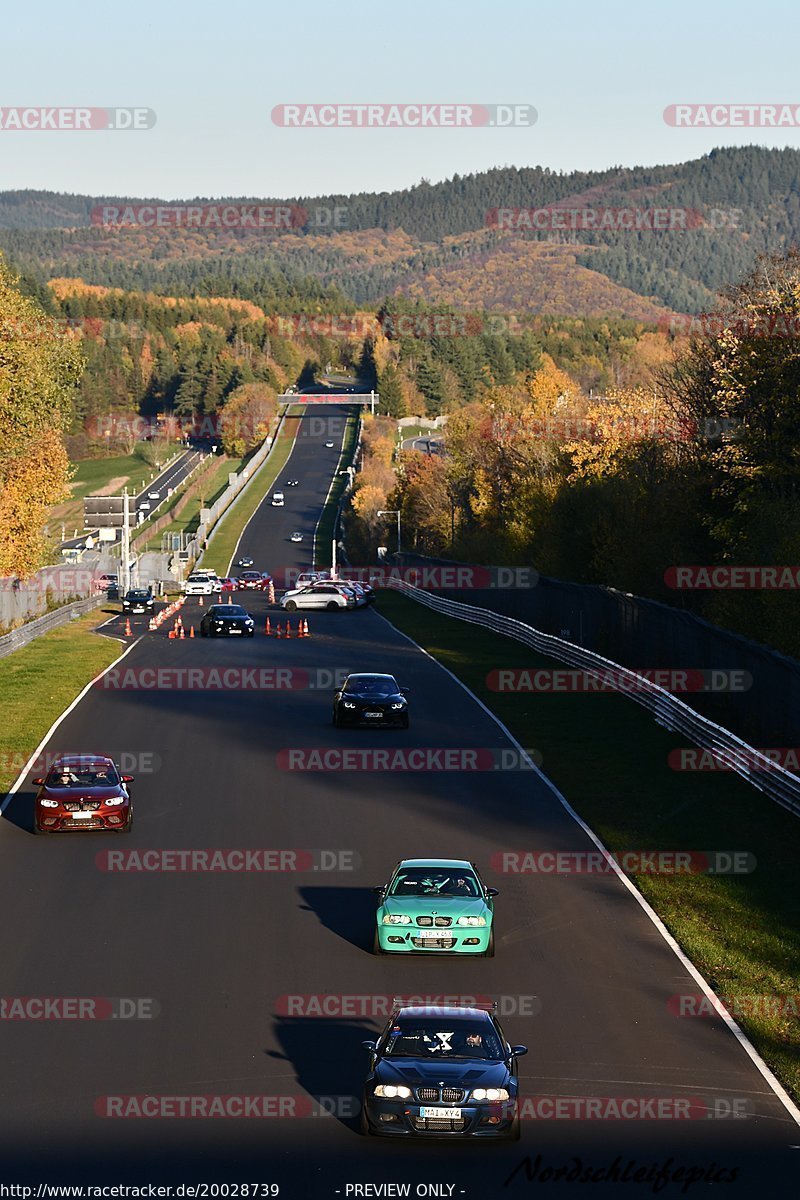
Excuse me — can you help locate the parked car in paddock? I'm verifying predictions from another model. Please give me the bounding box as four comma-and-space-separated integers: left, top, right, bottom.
34, 755, 134, 834
360, 1001, 525, 1138
199, 603, 255, 637
281, 582, 354, 612
183, 574, 217, 596
372, 858, 497, 955
122, 587, 154, 615
333, 673, 409, 729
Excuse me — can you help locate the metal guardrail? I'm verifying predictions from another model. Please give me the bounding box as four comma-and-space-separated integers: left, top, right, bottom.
386, 577, 800, 820
0, 593, 107, 660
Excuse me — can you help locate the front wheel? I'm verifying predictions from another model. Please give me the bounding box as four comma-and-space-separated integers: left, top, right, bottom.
484, 928, 495, 958
506, 1112, 521, 1141
122, 806, 134, 833
327, 601, 339, 612
400, 715, 409, 730
360, 1102, 374, 1136
200, 627, 207, 637
372, 928, 384, 955
285, 600, 297, 612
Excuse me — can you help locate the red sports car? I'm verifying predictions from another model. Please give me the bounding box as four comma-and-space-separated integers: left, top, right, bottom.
34, 754, 134, 834
218, 577, 237, 592
238, 571, 272, 590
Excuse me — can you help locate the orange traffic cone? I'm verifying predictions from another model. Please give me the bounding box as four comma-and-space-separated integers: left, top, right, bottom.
268, 580, 275, 604
265, 617, 272, 637
285, 621, 291, 639
199, 597, 204, 607
228, 595, 232, 604
148, 618, 156, 631
124, 617, 132, 636
189, 625, 195, 638
276, 623, 282, 639
302, 618, 310, 638
168, 627, 176, 639
179, 625, 185, 640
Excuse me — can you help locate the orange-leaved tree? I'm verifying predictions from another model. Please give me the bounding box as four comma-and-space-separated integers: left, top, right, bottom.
0, 258, 84, 577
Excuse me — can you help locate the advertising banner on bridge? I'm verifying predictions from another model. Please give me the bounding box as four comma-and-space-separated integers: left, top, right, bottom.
278, 393, 376, 405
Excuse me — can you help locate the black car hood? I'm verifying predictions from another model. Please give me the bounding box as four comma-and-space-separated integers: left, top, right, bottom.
211, 612, 248, 620
374, 1058, 510, 1088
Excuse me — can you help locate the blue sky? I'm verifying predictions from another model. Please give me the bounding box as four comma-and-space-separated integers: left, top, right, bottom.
2, 0, 800, 198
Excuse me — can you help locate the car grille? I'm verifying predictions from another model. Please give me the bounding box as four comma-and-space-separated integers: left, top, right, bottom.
411, 1117, 466, 1132
60, 818, 103, 829
411, 936, 456, 949
63, 800, 102, 811
415, 1087, 465, 1103
416, 916, 452, 927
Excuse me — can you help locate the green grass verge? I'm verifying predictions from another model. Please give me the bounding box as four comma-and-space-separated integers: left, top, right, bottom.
198, 416, 301, 576
69, 453, 166, 500
314, 412, 360, 569
377, 588, 800, 1104
0, 606, 123, 796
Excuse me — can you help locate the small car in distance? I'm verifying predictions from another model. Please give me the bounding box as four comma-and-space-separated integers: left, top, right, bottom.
333, 673, 409, 729
238, 570, 271, 590
34, 755, 134, 834
183, 574, 217, 596
360, 1002, 525, 1138
325, 441, 335, 448
237, 556, 254, 568
122, 587, 154, 615
147, 490, 160, 501
95, 572, 119, 597
199, 603, 255, 637
373, 858, 497, 955
285, 479, 299, 487
272, 492, 285, 507
290, 532, 303, 543
218, 577, 237, 592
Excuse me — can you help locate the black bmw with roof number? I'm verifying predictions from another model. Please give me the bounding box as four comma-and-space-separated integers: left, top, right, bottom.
360, 1003, 526, 1138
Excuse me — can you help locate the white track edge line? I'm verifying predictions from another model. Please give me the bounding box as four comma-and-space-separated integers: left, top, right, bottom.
0, 637, 142, 816
373, 606, 800, 1129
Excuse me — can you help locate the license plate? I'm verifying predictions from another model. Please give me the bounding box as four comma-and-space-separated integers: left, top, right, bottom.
71, 811, 93, 820
364, 711, 382, 718
414, 929, 442, 937
421, 1107, 461, 1119
229, 629, 242, 634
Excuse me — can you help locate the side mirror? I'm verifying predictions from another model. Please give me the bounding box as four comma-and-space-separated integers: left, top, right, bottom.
510, 1045, 528, 1058
32, 778, 44, 786
400, 687, 410, 695
486, 888, 499, 898
372, 886, 386, 895
361, 1040, 377, 1053
121, 775, 135, 783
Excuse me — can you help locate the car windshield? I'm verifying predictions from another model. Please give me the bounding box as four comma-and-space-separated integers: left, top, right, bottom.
344, 676, 399, 697
389, 867, 480, 897
46, 765, 119, 788
384, 1019, 502, 1060
215, 605, 247, 616
127, 591, 149, 600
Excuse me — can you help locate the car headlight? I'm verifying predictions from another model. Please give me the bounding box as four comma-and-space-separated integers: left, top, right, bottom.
104, 796, 125, 806
245, 619, 254, 626
343, 701, 356, 709
390, 702, 406, 710
374, 1084, 412, 1099
471, 1088, 509, 1102
39, 798, 59, 808
382, 914, 411, 925
457, 915, 487, 926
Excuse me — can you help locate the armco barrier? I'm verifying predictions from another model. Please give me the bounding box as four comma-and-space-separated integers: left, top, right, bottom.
385, 577, 800, 820
0, 593, 107, 660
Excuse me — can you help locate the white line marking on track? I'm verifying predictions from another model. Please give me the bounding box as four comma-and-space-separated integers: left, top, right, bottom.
374, 607, 800, 1130
0, 638, 142, 816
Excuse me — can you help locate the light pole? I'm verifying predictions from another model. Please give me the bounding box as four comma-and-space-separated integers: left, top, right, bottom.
377, 509, 401, 554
